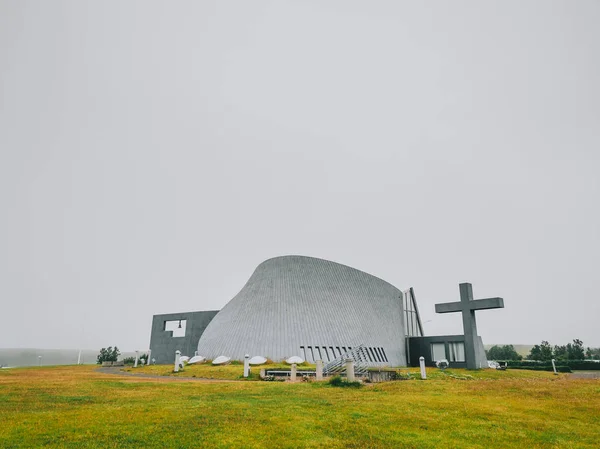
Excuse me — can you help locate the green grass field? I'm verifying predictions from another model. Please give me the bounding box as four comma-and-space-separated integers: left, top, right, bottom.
1, 365, 598, 448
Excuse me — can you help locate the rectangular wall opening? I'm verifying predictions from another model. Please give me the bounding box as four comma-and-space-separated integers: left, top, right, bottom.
164, 320, 187, 337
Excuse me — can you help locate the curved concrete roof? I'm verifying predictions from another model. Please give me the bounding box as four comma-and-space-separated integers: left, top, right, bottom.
197, 255, 407, 366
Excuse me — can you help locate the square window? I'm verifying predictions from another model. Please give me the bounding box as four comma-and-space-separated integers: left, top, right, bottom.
449, 342, 465, 362
431, 342, 446, 361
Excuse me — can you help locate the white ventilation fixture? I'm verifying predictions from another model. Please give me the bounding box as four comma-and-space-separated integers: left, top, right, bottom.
212, 356, 231, 365
286, 356, 304, 364
188, 356, 206, 365
249, 356, 267, 365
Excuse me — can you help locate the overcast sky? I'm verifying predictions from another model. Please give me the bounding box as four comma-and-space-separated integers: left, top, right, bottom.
1, 1, 599, 352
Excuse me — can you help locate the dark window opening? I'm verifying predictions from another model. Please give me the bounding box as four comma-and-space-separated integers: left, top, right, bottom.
380, 347, 389, 362
369, 347, 379, 362
360, 348, 368, 363
373, 347, 380, 361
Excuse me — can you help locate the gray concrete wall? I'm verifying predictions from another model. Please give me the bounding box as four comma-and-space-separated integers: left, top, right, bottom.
408, 335, 488, 369
409, 335, 467, 368
197, 255, 407, 366
149, 310, 219, 364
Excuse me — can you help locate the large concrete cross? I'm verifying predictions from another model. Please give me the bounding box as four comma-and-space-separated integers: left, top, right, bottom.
435, 283, 504, 369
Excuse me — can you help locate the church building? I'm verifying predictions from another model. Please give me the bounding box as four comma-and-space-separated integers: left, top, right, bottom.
149, 255, 502, 369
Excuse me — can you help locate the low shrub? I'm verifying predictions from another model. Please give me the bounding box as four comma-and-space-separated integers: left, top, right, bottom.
389, 371, 412, 381
507, 360, 600, 370
262, 375, 285, 382
328, 375, 362, 388
510, 365, 571, 373
563, 360, 600, 370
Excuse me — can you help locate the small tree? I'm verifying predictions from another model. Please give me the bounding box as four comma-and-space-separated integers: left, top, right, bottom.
528, 341, 553, 361
97, 346, 121, 364
123, 353, 148, 365
555, 339, 585, 361
568, 339, 585, 360
554, 344, 568, 361
586, 347, 600, 360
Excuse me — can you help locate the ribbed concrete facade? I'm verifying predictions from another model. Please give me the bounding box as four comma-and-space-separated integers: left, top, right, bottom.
197, 256, 407, 366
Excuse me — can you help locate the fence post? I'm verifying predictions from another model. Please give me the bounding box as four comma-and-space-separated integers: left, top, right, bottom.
316, 360, 323, 381
345, 359, 355, 382
174, 350, 181, 373
419, 356, 426, 379
243, 354, 250, 378
290, 363, 297, 382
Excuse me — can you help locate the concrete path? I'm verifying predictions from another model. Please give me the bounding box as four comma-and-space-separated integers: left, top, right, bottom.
568, 371, 600, 379
96, 366, 239, 382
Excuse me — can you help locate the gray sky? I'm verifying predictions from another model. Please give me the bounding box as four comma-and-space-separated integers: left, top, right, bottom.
1, 1, 599, 351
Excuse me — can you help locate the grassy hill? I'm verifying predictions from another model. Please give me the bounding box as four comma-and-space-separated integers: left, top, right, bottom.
1, 365, 598, 448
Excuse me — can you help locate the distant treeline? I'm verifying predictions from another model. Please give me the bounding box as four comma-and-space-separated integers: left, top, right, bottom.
486, 340, 600, 362
0, 349, 136, 368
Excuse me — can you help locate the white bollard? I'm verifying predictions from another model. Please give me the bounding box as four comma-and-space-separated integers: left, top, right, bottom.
290, 363, 297, 382
243, 354, 250, 378
419, 356, 426, 379
551, 358, 557, 375
174, 350, 181, 373
345, 358, 355, 382
134, 350, 139, 368
316, 360, 323, 381
147, 350, 152, 365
